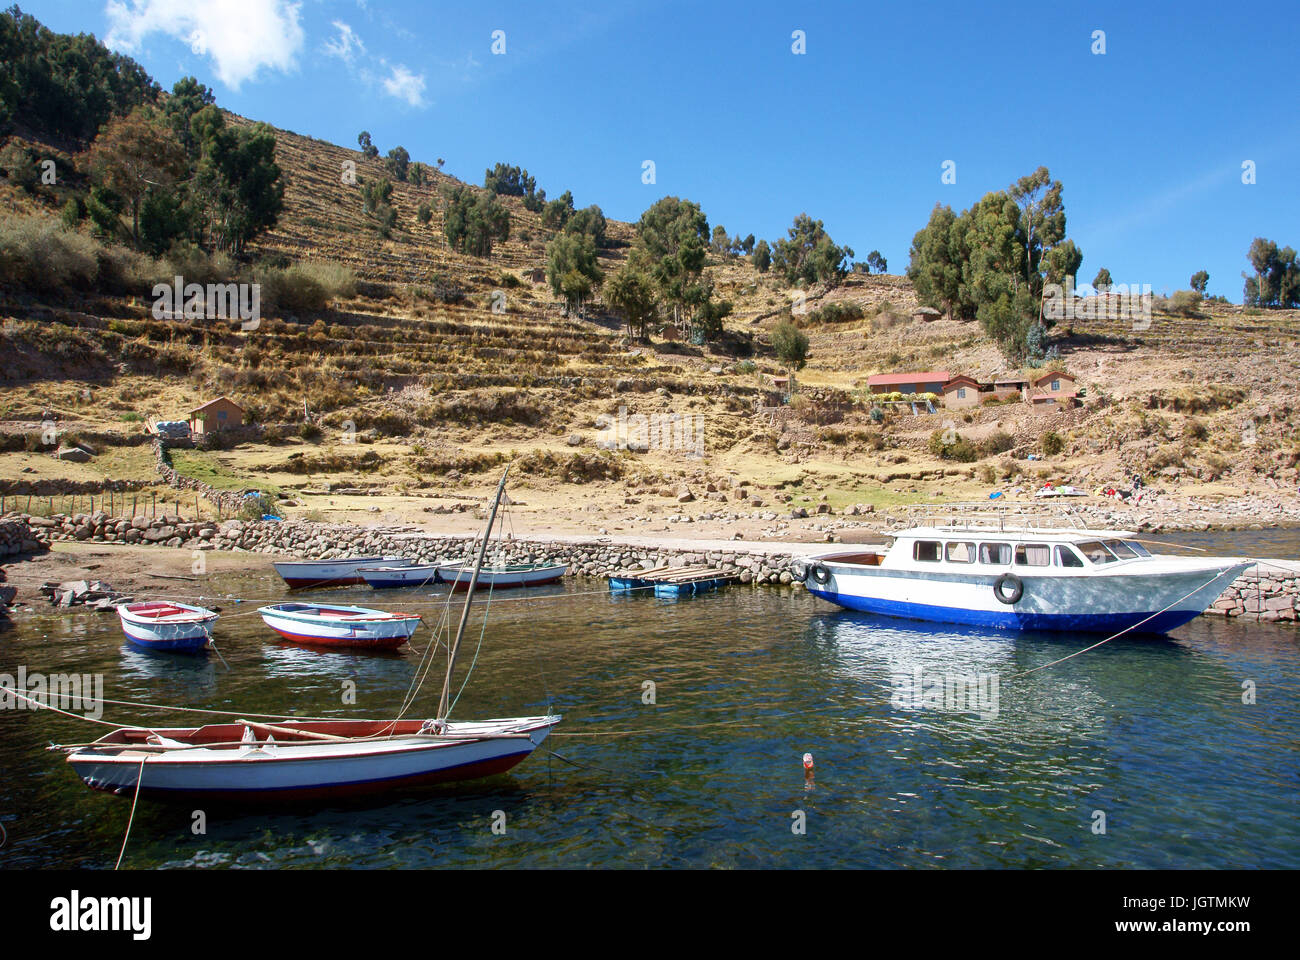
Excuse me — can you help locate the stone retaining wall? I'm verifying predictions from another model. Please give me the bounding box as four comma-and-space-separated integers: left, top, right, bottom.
0, 516, 46, 558
7, 512, 1300, 621
153, 439, 248, 514
1207, 565, 1300, 622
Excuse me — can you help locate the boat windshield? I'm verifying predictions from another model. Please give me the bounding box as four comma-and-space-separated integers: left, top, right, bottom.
1076, 541, 1117, 564
1103, 539, 1139, 559
1124, 540, 1151, 557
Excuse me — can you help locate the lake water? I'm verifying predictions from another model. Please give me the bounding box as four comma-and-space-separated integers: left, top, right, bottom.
1, 529, 1298, 869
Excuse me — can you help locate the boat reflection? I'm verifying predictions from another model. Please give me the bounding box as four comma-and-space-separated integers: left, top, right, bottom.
118, 644, 220, 697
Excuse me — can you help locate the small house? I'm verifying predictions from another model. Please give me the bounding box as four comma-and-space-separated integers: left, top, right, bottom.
866, 370, 950, 395
991, 378, 1031, 402
941, 375, 984, 409
912, 306, 943, 323
1029, 371, 1079, 412
1031, 371, 1076, 398
190, 396, 244, 435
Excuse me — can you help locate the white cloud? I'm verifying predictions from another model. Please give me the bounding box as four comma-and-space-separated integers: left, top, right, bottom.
323, 20, 364, 64
382, 64, 426, 108
105, 0, 305, 90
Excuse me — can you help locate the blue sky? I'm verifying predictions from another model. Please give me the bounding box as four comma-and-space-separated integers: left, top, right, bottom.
24, 0, 1300, 301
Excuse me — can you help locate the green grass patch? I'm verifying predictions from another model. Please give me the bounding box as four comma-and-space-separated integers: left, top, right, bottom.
169, 450, 281, 495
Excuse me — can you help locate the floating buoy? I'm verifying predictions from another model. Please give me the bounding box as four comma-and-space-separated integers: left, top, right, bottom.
802, 752, 814, 771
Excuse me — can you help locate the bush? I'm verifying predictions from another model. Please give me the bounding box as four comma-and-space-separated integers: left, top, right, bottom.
977, 430, 1015, 457
256, 264, 336, 313
238, 493, 274, 521
1166, 289, 1202, 317
0, 215, 99, 291
929, 429, 977, 462
1041, 431, 1065, 456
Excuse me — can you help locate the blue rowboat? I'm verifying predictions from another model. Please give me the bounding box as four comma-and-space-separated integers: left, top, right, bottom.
653, 578, 727, 599
117, 601, 218, 653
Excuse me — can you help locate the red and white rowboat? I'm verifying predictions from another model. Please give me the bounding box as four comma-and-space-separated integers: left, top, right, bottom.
258, 602, 421, 650
64, 715, 561, 802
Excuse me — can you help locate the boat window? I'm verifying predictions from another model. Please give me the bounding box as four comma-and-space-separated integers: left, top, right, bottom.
1125, 541, 1152, 557
1015, 544, 1051, 567
979, 542, 1012, 565
913, 540, 942, 562
1055, 545, 1085, 567
1076, 541, 1117, 564
945, 541, 976, 563
1104, 539, 1138, 559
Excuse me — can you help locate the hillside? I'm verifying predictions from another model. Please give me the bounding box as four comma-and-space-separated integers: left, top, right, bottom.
4, 116, 1300, 539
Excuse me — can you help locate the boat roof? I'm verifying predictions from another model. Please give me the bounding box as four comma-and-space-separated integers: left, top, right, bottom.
892, 525, 1140, 540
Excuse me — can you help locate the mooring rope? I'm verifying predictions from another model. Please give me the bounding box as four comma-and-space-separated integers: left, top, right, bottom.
1006, 564, 1245, 679
114, 754, 147, 871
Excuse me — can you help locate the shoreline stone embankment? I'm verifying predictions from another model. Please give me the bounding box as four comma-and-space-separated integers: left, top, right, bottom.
3, 513, 1300, 623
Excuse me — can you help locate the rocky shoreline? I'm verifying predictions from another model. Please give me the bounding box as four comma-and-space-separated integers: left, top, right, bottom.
3, 511, 1300, 623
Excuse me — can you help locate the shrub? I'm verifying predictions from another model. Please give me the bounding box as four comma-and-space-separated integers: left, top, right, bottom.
238, 493, 274, 521
1041, 431, 1065, 456
929, 429, 977, 462
257, 265, 327, 313
0, 215, 99, 291
1166, 289, 1202, 317
977, 430, 1015, 457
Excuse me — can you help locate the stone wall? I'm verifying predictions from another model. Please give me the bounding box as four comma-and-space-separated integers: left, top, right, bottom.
153, 439, 248, 514
0, 516, 45, 558
15, 513, 798, 584
1207, 564, 1300, 622
7, 512, 1300, 621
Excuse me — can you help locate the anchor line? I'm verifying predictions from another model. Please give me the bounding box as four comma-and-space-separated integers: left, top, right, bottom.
1005, 564, 1246, 680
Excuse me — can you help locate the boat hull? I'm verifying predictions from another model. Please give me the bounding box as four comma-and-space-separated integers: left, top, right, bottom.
117, 603, 217, 653
358, 565, 444, 589
441, 564, 566, 591
273, 557, 411, 589
66, 717, 559, 802
258, 604, 420, 650
804, 561, 1252, 634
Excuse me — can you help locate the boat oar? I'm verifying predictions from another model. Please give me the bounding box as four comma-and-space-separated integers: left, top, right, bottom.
235, 719, 351, 742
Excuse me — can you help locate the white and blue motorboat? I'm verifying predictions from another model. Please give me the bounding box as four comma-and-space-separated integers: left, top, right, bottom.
793, 524, 1251, 634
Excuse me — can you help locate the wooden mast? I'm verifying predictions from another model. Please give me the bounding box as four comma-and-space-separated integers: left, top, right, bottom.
436, 466, 510, 721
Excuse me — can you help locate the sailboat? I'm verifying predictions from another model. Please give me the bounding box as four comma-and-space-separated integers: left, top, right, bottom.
61, 468, 562, 801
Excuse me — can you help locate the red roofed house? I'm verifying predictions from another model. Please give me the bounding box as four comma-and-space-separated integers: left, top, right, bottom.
1029, 371, 1078, 413
941, 375, 984, 409
866, 370, 950, 395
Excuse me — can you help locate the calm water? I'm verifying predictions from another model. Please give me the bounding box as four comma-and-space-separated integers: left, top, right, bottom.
1, 530, 1298, 870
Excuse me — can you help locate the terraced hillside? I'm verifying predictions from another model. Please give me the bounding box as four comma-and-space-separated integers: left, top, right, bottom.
3, 115, 1300, 538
